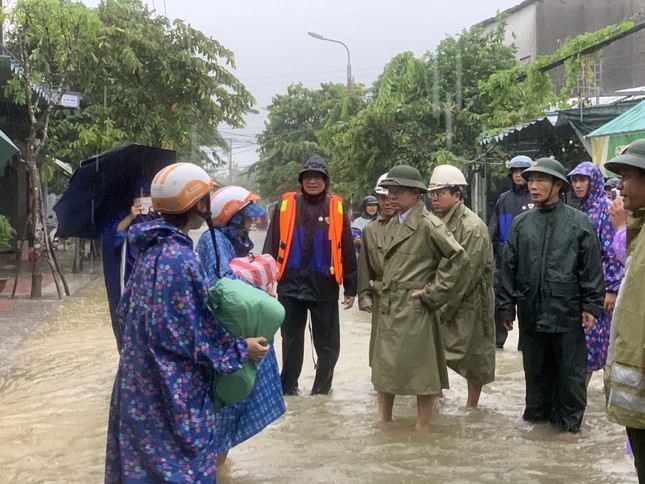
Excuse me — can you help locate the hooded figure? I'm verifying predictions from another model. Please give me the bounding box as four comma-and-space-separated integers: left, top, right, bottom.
105, 163, 266, 483
351, 195, 379, 256
567, 162, 623, 380
196, 187, 286, 462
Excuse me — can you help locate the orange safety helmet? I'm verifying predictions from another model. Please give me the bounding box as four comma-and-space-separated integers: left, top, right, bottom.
151, 163, 218, 214
210, 185, 261, 227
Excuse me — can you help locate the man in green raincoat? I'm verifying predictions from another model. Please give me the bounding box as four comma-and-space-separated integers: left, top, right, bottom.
428, 165, 496, 409
358, 173, 396, 389
603, 139, 645, 478
374, 165, 471, 433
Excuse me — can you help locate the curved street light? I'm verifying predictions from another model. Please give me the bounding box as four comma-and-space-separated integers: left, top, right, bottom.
308, 31, 352, 94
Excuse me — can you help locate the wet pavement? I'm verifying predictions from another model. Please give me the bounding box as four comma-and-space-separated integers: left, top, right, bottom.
0, 230, 638, 483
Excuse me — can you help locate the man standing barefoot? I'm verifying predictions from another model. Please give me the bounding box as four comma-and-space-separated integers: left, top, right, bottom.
374, 165, 470, 432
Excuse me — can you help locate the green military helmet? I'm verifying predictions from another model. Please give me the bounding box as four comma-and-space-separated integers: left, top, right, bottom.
378, 165, 428, 191
521, 157, 569, 191
605, 139, 645, 174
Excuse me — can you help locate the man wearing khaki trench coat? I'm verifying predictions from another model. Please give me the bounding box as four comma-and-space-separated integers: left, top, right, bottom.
429, 165, 496, 410
376, 165, 471, 432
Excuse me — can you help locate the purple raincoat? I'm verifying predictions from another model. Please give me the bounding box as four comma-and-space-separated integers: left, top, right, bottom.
568, 162, 623, 371
105, 220, 248, 483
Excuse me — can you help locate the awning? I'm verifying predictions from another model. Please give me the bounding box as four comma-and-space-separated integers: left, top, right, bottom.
0, 128, 20, 168
478, 114, 558, 145
587, 99, 645, 138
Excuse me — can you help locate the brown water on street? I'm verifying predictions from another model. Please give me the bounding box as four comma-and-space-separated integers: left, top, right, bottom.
0, 229, 637, 483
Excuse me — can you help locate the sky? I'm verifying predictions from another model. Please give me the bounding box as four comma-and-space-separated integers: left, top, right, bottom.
82, 0, 523, 168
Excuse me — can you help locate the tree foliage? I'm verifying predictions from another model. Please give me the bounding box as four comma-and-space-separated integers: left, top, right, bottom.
3, 0, 101, 297
48, 0, 255, 167
250, 82, 366, 202
320, 23, 519, 199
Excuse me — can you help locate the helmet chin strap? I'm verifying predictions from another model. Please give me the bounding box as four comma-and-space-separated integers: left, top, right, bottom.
195, 208, 222, 280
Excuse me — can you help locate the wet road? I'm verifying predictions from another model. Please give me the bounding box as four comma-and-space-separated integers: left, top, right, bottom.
0, 229, 637, 483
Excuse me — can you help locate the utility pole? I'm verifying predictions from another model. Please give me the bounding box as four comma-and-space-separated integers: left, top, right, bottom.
228, 138, 233, 184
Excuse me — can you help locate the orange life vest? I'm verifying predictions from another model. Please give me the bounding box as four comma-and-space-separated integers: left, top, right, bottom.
276, 192, 345, 284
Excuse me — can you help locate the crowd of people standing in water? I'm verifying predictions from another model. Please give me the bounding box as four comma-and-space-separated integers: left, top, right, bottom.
102, 140, 645, 482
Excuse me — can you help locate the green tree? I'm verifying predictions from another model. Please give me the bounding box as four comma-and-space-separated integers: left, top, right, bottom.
251, 82, 365, 202
48, 0, 255, 168
324, 23, 519, 198
3, 0, 101, 298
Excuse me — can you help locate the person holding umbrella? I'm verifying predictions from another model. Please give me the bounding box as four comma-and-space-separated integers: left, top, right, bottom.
101, 186, 158, 352
105, 163, 268, 483
196, 186, 285, 470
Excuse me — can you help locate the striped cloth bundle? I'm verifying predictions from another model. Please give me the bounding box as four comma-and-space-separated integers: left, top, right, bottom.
229, 254, 278, 291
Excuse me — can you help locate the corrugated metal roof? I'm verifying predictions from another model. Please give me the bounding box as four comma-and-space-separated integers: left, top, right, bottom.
586, 99, 645, 138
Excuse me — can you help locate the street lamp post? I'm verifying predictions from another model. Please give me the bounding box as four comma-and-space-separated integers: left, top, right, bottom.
308, 31, 352, 94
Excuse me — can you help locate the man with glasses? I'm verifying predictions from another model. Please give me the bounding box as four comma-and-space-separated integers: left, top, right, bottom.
498, 158, 604, 433
263, 155, 357, 396
373, 165, 470, 433
428, 165, 495, 409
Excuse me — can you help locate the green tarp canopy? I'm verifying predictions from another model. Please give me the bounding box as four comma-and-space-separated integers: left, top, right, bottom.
586, 99, 645, 138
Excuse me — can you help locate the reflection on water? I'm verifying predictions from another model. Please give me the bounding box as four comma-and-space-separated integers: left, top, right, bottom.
0, 278, 637, 483
0, 281, 117, 483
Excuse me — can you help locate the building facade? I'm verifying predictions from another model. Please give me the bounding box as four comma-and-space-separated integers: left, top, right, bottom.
481, 0, 645, 94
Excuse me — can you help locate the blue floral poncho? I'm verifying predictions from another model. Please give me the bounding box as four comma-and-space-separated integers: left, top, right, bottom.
105, 220, 248, 483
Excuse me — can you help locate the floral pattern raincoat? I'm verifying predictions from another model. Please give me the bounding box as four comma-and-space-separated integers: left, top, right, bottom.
568, 162, 624, 371
105, 220, 248, 483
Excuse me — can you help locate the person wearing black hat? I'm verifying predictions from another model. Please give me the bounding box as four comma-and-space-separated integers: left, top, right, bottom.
498, 157, 605, 433
603, 139, 645, 478
263, 155, 357, 396
372, 165, 471, 433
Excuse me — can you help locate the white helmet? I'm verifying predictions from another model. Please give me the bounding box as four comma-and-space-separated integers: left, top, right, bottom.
210, 185, 262, 227
374, 172, 389, 195
151, 163, 217, 214
428, 165, 468, 191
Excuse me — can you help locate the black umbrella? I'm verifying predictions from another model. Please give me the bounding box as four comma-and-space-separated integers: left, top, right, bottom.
53, 142, 176, 238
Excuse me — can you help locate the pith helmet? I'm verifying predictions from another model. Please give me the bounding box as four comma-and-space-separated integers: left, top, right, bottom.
374, 172, 389, 195
521, 157, 569, 189
506, 155, 532, 171
379, 165, 428, 191
298, 155, 329, 183
428, 165, 468, 191
604, 139, 645, 173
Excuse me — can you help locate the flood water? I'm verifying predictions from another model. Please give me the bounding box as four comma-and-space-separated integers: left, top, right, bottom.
0, 230, 637, 483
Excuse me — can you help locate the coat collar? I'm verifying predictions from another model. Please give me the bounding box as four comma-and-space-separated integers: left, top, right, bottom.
385, 199, 426, 255
440, 200, 465, 228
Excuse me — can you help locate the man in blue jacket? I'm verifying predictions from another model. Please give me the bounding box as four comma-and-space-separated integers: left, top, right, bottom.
488, 155, 533, 348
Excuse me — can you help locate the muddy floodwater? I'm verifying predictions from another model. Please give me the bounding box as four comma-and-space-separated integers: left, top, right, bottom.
0, 242, 637, 483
